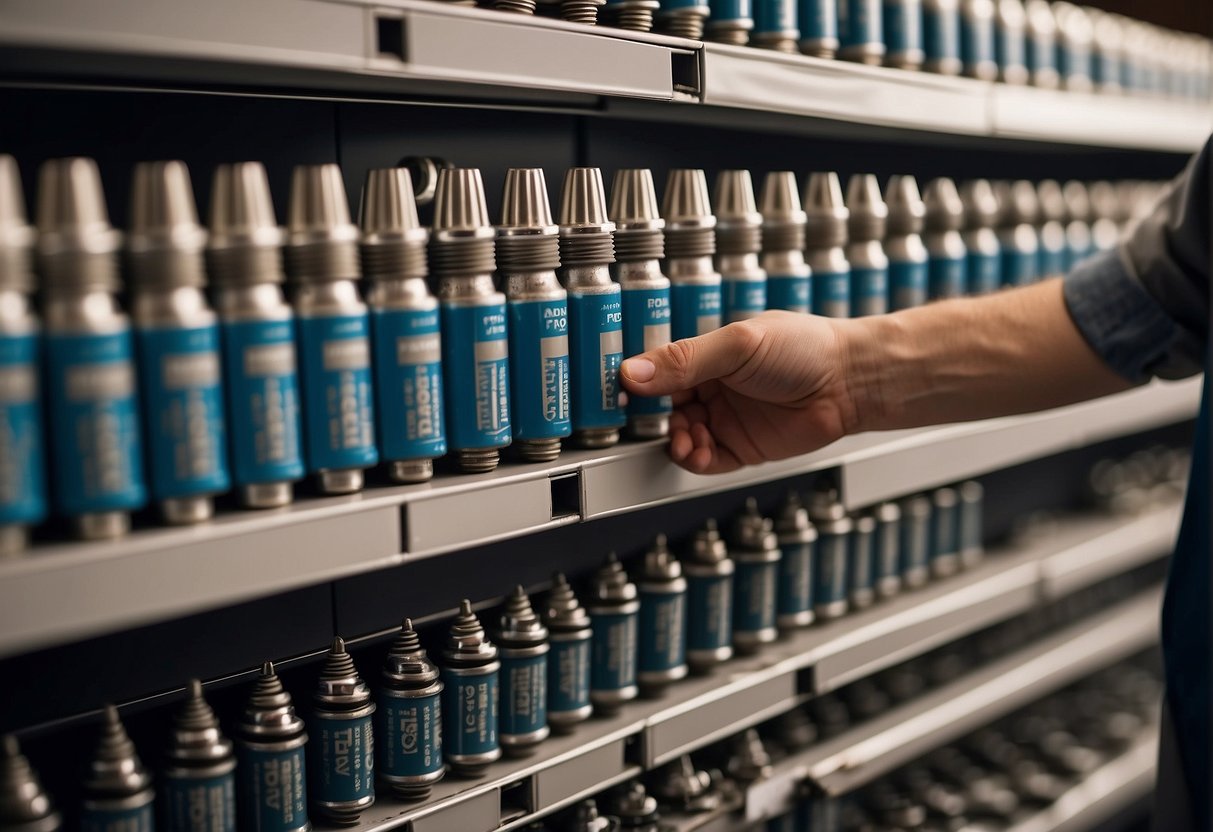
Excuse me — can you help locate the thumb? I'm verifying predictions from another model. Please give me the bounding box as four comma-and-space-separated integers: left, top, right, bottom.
620, 323, 757, 396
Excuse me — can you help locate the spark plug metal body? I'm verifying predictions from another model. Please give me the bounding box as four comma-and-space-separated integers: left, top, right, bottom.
559, 168, 624, 449
839, 0, 886, 65
995, 180, 1040, 287
883, 0, 924, 70
441, 600, 502, 775
759, 172, 811, 313
707, 0, 754, 45
309, 638, 375, 823
684, 520, 735, 671
798, 0, 839, 57
960, 0, 997, 79
543, 574, 593, 731
286, 164, 376, 495
129, 161, 228, 525
1024, 0, 1059, 88
752, 0, 799, 52
714, 171, 767, 323
730, 498, 781, 653
845, 175, 889, 317
431, 169, 511, 472
923, 0, 962, 75
923, 177, 967, 300
0, 156, 44, 556
610, 169, 672, 440
899, 494, 932, 587
81, 707, 155, 832
803, 173, 851, 318
499, 168, 571, 463
885, 175, 929, 311
930, 487, 960, 577
164, 681, 236, 832
37, 158, 145, 540
849, 512, 877, 609
636, 535, 689, 692
496, 586, 550, 753
588, 553, 640, 713
959, 179, 1002, 294
958, 480, 984, 567
775, 492, 817, 629
0, 736, 60, 832
1060, 181, 1094, 271
662, 170, 722, 341
809, 482, 852, 620
995, 0, 1029, 83
377, 620, 443, 800
208, 162, 303, 509
873, 501, 902, 597
361, 168, 445, 483
237, 663, 310, 832
1035, 180, 1068, 280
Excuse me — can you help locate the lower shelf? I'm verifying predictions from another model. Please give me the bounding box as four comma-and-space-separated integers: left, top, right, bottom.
1003, 727, 1158, 832
346, 506, 1174, 832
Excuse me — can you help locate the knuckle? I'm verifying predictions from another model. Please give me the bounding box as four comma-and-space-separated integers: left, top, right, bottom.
726, 320, 766, 357
664, 339, 697, 381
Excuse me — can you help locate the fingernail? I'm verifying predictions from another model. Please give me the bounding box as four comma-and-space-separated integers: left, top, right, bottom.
623, 357, 655, 382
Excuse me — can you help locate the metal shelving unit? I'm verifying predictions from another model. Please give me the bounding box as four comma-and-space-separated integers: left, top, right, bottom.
1, 0, 1209, 150
0, 380, 1193, 659
742, 588, 1161, 819
1004, 729, 1159, 832
185, 506, 1171, 832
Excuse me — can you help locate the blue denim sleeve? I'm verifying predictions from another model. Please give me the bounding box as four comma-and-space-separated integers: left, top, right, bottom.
1062, 135, 1210, 384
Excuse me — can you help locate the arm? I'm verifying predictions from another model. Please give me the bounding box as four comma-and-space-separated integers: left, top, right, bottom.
621, 138, 1209, 475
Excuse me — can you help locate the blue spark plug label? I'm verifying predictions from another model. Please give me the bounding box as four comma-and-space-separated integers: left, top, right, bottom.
590, 611, 637, 693
377, 693, 442, 780
849, 529, 875, 594
499, 650, 548, 740
901, 515, 930, 577
996, 22, 1026, 71
137, 325, 229, 501
164, 771, 236, 832
710, 0, 752, 23
1057, 41, 1090, 82
238, 746, 308, 832
0, 332, 45, 526
370, 308, 446, 463
568, 291, 625, 433
875, 517, 900, 582
659, 0, 708, 10
966, 250, 1001, 294
1027, 29, 1055, 74
670, 283, 722, 341
815, 533, 849, 607
686, 573, 733, 654
297, 314, 376, 472
441, 669, 499, 758
722, 279, 767, 324
310, 714, 374, 807
622, 288, 673, 418
850, 267, 889, 317
733, 559, 779, 636
754, 0, 797, 35
1038, 242, 1066, 280
1001, 248, 1037, 286
778, 540, 815, 621
45, 331, 146, 516
766, 274, 811, 313
888, 259, 928, 311
961, 10, 994, 67
928, 255, 966, 299
82, 803, 155, 832
883, 0, 923, 56
924, 2, 960, 62
799, 0, 838, 42
812, 270, 851, 318
841, 0, 882, 48
221, 319, 304, 487
509, 298, 571, 442
442, 303, 511, 451
638, 591, 687, 675
548, 636, 591, 717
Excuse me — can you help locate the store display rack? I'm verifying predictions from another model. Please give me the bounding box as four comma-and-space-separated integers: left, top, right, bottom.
1, 0, 1210, 151
0, 378, 1195, 660
244, 505, 1172, 832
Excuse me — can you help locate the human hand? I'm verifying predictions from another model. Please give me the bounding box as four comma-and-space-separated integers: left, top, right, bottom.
619, 311, 861, 474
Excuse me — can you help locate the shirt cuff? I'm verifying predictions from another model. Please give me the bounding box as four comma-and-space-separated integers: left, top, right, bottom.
1062, 250, 1182, 385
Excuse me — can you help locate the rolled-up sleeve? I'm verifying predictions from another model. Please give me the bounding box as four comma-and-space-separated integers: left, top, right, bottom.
1063, 136, 1210, 384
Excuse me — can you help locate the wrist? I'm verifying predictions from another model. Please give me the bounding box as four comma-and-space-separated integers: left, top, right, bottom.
831, 314, 909, 435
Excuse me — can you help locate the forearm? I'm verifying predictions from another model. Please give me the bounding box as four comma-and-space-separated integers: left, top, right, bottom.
839, 278, 1133, 434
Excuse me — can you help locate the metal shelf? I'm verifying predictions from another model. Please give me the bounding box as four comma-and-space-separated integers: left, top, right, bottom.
0, 378, 1194, 659
743, 588, 1160, 818
1003, 728, 1158, 832
283, 508, 1166, 832
1, 1, 1210, 151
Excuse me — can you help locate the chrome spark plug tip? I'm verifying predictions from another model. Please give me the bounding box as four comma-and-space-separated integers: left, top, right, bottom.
923, 177, 965, 232
0, 155, 34, 291
500, 168, 558, 232
885, 174, 926, 235
661, 168, 716, 230
559, 167, 613, 231
608, 168, 664, 230
758, 170, 807, 225
127, 160, 208, 287
960, 179, 1000, 229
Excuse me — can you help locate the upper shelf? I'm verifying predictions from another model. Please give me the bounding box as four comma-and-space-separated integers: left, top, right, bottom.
1, 0, 1209, 152
0, 378, 1195, 658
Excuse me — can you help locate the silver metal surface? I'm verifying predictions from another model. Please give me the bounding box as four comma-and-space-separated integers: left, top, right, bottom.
0, 736, 61, 832
82, 706, 155, 814
713, 170, 765, 323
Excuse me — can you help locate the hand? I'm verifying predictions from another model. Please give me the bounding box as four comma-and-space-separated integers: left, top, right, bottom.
619, 311, 861, 474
